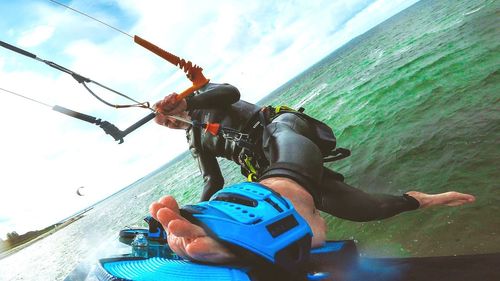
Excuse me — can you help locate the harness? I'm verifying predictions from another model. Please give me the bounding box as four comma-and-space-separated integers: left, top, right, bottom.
222, 105, 351, 182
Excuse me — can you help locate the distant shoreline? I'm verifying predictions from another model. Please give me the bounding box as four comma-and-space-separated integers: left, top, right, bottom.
0, 208, 93, 260
0, 152, 184, 260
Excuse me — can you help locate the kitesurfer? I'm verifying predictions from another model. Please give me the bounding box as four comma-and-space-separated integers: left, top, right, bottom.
150, 82, 475, 265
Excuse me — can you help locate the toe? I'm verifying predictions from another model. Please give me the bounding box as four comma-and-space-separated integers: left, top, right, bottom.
149, 201, 165, 220
158, 195, 180, 214
156, 207, 183, 227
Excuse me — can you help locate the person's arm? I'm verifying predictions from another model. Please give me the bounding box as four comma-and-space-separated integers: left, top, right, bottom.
193, 150, 225, 201
154, 83, 240, 127
186, 83, 240, 110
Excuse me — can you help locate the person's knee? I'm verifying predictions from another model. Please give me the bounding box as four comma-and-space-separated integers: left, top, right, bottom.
260, 116, 323, 193
270, 113, 313, 136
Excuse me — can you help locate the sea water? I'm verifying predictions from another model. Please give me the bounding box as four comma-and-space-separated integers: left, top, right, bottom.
0, 0, 498, 280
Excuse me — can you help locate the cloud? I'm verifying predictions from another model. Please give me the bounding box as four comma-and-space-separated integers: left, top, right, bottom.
17, 25, 55, 48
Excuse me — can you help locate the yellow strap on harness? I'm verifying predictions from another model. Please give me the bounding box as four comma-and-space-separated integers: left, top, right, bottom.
274, 105, 296, 114
244, 155, 258, 182
244, 105, 299, 182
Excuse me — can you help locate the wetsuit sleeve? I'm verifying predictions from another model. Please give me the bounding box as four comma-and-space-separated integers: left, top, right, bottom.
194, 150, 225, 201
186, 83, 240, 110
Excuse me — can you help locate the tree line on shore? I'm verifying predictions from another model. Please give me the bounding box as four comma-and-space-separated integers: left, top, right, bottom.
0, 225, 57, 253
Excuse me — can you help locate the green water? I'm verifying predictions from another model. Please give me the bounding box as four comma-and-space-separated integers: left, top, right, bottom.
1, 0, 498, 279
264, 0, 500, 257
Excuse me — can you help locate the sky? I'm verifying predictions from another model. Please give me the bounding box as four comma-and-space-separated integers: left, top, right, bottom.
0, 0, 419, 239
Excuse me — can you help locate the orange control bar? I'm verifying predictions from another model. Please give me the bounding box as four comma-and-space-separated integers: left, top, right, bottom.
134, 36, 209, 100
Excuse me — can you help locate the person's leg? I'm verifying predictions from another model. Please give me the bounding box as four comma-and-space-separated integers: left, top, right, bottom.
257, 114, 422, 222
257, 113, 475, 221
317, 168, 475, 221
258, 113, 415, 222
259, 113, 324, 198
149, 177, 327, 264
316, 168, 419, 221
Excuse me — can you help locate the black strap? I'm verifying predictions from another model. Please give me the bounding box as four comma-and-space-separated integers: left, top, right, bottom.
179, 205, 310, 281
52, 105, 156, 143
324, 148, 351, 162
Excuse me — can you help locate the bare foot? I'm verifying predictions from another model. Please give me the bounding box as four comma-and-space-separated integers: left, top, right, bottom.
149, 195, 236, 263
405, 191, 475, 208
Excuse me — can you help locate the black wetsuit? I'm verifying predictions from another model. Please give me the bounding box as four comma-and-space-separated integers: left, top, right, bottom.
185, 83, 419, 221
